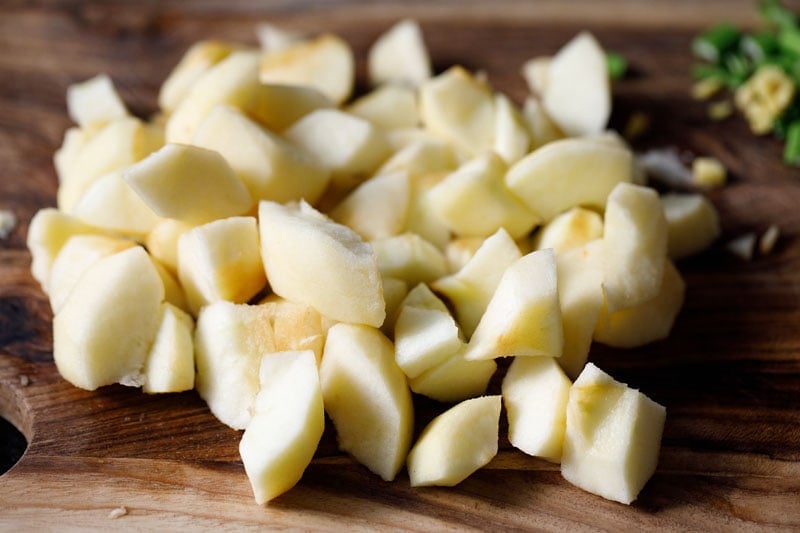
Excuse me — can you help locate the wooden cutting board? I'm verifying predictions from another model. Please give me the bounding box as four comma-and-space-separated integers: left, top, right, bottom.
2, 0, 800, 529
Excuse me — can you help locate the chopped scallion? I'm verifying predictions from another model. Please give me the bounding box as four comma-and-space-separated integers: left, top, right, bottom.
692, 23, 742, 63
606, 52, 628, 80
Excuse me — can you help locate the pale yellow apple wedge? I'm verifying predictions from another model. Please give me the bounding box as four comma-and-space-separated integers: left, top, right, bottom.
158, 40, 235, 113
346, 84, 420, 130
329, 171, 410, 241
368, 19, 432, 87
493, 92, 531, 165
532, 206, 603, 255
660, 192, 720, 260
371, 233, 448, 286
67, 74, 128, 130
142, 302, 195, 394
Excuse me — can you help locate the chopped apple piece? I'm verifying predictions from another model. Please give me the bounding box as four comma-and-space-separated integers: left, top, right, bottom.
320, 323, 414, 481
432, 228, 521, 338
371, 233, 448, 286
57, 117, 164, 212
124, 143, 253, 224
493, 93, 531, 164
443, 237, 485, 272
27, 208, 105, 292
404, 171, 453, 250
240, 350, 324, 504
260, 34, 354, 105
251, 83, 334, 132
380, 276, 409, 336
428, 152, 540, 240
556, 240, 604, 379
595, 259, 685, 348
561, 363, 666, 505
255, 23, 305, 52
67, 74, 128, 130
506, 137, 633, 222
142, 302, 195, 393
521, 56, 551, 98
283, 109, 392, 189
409, 348, 497, 403
54, 127, 90, 183
194, 301, 276, 429
193, 104, 330, 204
368, 19, 432, 87
543, 32, 610, 137
48, 234, 135, 314
407, 395, 501, 487
150, 257, 189, 313
329, 171, 410, 241
602, 182, 668, 313
532, 206, 604, 255
502, 356, 572, 462
178, 216, 266, 314
394, 284, 462, 378
346, 84, 420, 129
419, 66, 496, 157
158, 40, 235, 113
72, 171, 162, 237
146, 219, 195, 275
53, 247, 164, 390
660, 193, 720, 260
377, 138, 457, 177
259, 201, 385, 327
522, 97, 564, 149
464, 248, 563, 360
259, 295, 328, 365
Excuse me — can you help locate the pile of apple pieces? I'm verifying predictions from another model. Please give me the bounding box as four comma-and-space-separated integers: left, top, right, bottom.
27, 20, 722, 506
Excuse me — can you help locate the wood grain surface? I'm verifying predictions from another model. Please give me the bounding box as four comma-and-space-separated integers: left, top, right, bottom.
2, 0, 800, 529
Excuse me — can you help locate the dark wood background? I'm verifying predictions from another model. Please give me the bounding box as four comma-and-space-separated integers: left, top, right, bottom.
1, 0, 800, 529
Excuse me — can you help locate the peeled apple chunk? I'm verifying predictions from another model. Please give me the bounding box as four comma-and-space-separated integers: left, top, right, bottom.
192, 104, 331, 205
594, 259, 685, 348
464, 248, 563, 361
493, 92, 531, 165
320, 323, 414, 481
258, 295, 329, 365
124, 143, 252, 225
368, 19, 432, 87
142, 302, 195, 394
406, 395, 501, 487
177, 216, 266, 314
66, 74, 128, 130
258, 201, 385, 327
239, 350, 324, 504
542, 32, 610, 137
53, 246, 164, 391
660, 193, 720, 260
505, 136, 633, 222
371, 233, 448, 286
408, 347, 497, 403
347, 84, 420, 130
329, 170, 410, 241
561, 363, 666, 505
158, 40, 235, 114
502, 356, 572, 462
532, 207, 604, 255
602, 182, 668, 313
194, 301, 276, 430
259, 33, 355, 105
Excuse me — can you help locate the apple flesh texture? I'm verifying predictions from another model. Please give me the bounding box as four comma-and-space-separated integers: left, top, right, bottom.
427, 152, 540, 240
371, 233, 448, 286
177, 216, 266, 314
406, 395, 501, 487
505, 136, 633, 223
464, 248, 563, 361
146, 219, 195, 275
367, 19, 432, 87
502, 356, 571, 462
258, 294, 329, 366
346, 84, 420, 130
409, 347, 497, 403
158, 40, 234, 114
194, 301, 277, 430
660, 192, 720, 260
561, 363, 666, 505
258, 200, 385, 328
142, 302, 195, 394
532, 206, 604, 255
124, 143, 252, 225
320, 323, 414, 482
330, 170, 410, 241
602, 182, 668, 313
240, 350, 324, 504
67, 74, 128, 130
493, 92, 531, 165
432, 228, 521, 338
192, 104, 331, 205
53, 246, 164, 391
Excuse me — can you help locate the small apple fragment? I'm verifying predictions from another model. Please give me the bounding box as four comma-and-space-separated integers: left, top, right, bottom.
158, 40, 235, 114
239, 350, 324, 504
371, 233, 448, 286
250, 83, 335, 133
256, 23, 305, 53
594, 259, 685, 348
561, 363, 666, 505
602, 182, 668, 313
502, 356, 572, 462
329, 171, 410, 241
320, 323, 414, 481
124, 143, 253, 225
521, 56, 551, 98
346, 84, 420, 130
464, 248, 563, 361
259, 295, 329, 365
505, 136, 633, 222
368, 19, 432, 88
177, 216, 266, 314
260, 33, 355, 105
493, 92, 531, 165
660, 192, 721, 260
406, 395, 501, 487
408, 348, 497, 403
377, 139, 457, 177
532, 206, 604, 255
194, 301, 276, 430
522, 97, 564, 150
142, 302, 195, 394
67, 74, 128, 131
192, 104, 331, 205
146, 219, 196, 275
542, 32, 611, 137
259, 201, 385, 327
53, 246, 164, 391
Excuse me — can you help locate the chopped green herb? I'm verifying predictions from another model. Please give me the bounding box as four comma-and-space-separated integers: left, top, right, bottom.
606, 52, 628, 80
783, 120, 800, 163
759, 0, 798, 31
692, 23, 742, 63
